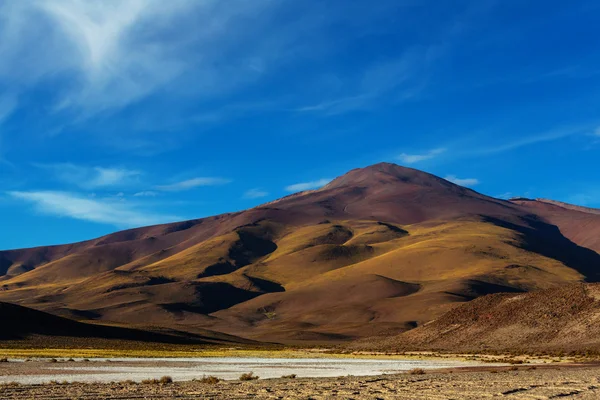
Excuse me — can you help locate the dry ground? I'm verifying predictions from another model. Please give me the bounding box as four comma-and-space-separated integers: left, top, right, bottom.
3, 365, 600, 399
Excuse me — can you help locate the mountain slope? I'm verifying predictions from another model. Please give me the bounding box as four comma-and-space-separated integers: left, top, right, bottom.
0, 301, 251, 346
511, 198, 600, 253
1, 163, 599, 344
365, 283, 600, 353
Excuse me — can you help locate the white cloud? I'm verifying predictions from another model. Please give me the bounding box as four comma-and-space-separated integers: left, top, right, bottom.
468, 125, 588, 156
134, 190, 158, 197
285, 178, 332, 192
243, 188, 269, 199
0, 1, 319, 117
36, 163, 140, 189
444, 175, 480, 187
9, 190, 180, 228
398, 148, 446, 164
90, 167, 140, 187
495, 192, 513, 200
156, 177, 230, 192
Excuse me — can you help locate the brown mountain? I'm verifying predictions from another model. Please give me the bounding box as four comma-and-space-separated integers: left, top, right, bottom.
1, 162, 599, 344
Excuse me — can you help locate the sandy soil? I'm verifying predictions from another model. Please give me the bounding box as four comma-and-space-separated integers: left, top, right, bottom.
2, 365, 600, 399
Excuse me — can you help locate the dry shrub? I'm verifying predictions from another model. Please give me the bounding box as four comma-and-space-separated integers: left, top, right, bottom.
409, 368, 426, 375
197, 376, 220, 384
0, 358, 8, 363
142, 376, 173, 385
281, 374, 297, 379
239, 372, 259, 381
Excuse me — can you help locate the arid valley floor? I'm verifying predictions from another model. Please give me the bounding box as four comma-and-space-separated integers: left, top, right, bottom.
2, 360, 600, 399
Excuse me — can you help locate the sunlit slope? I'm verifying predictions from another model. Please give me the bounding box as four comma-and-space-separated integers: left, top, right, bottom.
206, 218, 587, 342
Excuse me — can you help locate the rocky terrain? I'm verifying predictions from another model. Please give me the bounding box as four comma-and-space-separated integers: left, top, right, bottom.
2, 365, 600, 399
361, 283, 600, 354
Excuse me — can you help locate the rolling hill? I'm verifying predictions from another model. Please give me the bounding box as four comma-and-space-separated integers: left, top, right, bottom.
0, 301, 253, 347
1, 162, 599, 345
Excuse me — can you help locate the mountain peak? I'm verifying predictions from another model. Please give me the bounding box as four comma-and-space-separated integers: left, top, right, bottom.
323, 162, 449, 190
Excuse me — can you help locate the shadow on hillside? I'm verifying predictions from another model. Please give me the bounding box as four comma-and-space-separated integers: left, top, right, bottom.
483, 215, 600, 282
0, 302, 214, 344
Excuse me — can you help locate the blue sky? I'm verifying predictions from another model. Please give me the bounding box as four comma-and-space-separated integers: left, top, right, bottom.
1, 0, 600, 250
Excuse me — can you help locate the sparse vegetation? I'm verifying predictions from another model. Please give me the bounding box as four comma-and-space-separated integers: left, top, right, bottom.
239, 372, 259, 381
142, 376, 173, 385
281, 374, 297, 379
48, 380, 69, 385
48, 358, 58, 363
409, 368, 426, 375
0, 357, 8, 363
196, 376, 220, 384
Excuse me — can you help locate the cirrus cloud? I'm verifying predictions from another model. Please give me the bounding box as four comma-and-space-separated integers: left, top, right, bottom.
285, 178, 332, 192
9, 190, 180, 228
156, 177, 230, 192
444, 175, 480, 187
398, 148, 446, 164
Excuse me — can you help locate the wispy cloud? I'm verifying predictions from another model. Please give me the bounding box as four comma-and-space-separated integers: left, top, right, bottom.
133, 190, 158, 197
0, 1, 286, 118
37, 163, 140, 189
90, 167, 140, 187
243, 188, 269, 199
9, 190, 179, 228
296, 49, 432, 115
285, 178, 332, 192
156, 177, 230, 192
495, 192, 514, 200
398, 148, 446, 164
467, 125, 588, 156
594, 126, 600, 137
444, 175, 480, 187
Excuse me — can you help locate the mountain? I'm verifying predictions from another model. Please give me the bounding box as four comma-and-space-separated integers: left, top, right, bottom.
1, 162, 599, 344
364, 283, 600, 354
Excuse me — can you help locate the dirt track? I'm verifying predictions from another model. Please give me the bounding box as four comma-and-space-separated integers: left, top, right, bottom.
2, 365, 600, 399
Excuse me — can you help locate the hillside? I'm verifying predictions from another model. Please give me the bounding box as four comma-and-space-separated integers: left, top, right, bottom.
1, 163, 599, 345
363, 283, 600, 354
0, 301, 252, 346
